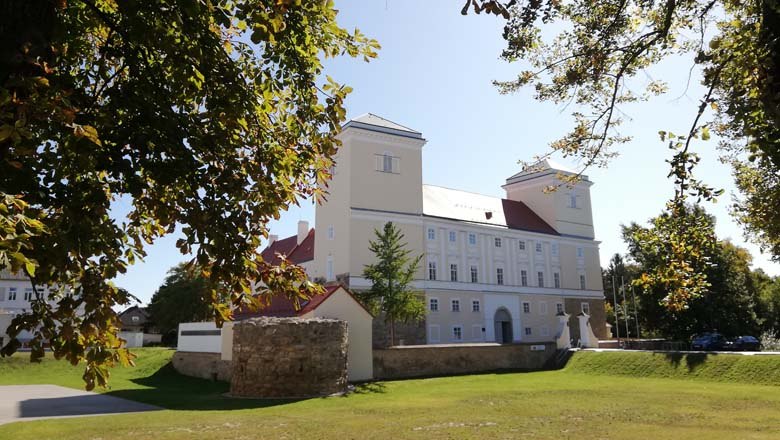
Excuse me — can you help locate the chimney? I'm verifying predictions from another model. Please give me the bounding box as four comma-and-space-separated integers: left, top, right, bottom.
297, 220, 309, 245
268, 234, 278, 245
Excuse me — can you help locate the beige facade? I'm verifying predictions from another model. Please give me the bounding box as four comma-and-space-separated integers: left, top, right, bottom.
311, 114, 606, 346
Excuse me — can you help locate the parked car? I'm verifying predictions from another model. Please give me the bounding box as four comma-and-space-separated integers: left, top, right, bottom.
728, 336, 761, 351
691, 333, 726, 351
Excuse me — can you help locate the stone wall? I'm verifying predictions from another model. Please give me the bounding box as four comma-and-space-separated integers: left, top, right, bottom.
566, 298, 608, 341
172, 351, 232, 382
371, 312, 426, 348
373, 342, 556, 380
230, 317, 348, 398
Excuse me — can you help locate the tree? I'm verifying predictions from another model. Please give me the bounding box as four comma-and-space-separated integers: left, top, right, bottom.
148, 264, 223, 342
602, 253, 641, 337
623, 206, 762, 339
464, 0, 780, 310
361, 222, 425, 346
0, 1, 379, 389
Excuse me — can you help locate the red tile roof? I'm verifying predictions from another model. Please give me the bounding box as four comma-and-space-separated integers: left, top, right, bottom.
260, 229, 315, 265
234, 284, 373, 320
501, 199, 559, 235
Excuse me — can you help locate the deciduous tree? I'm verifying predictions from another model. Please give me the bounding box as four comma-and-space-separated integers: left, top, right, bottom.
0, 0, 378, 389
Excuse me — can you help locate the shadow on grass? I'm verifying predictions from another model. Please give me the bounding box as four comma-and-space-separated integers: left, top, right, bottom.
106, 362, 306, 411
348, 382, 387, 395
663, 352, 711, 371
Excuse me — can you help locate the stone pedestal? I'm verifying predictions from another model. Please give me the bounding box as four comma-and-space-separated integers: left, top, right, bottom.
230, 317, 348, 398
577, 312, 599, 348
555, 312, 571, 349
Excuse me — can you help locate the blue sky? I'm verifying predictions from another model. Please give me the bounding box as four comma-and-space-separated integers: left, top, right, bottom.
113, 0, 779, 305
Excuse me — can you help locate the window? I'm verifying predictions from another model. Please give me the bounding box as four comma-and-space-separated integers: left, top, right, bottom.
451, 299, 460, 312
327, 225, 335, 240
468, 233, 477, 245
494, 237, 502, 248
326, 256, 334, 280
131, 316, 140, 323
556, 303, 564, 314
554, 272, 561, 288
581, 302, 591, 315
375, 152, 400, 173
449, 231, 457, 242
551, 243, 559, 256
450, 264, 458, 282
470, 266, 478, 283
569, 192, 578, 208
535, 242, 543, 253
541, 327, 550, 337
496, 268, 504, 285
579, 274, 587, 290
539, 302, 548, 315
523, 302, 531, 314
23, 288, 33, 301
524, 327, 532, 336
537, 271, 544, 287
427, 228, 436, 241
577, 247, 584, 258
429, 298, 439, 312
518, 240, 526, 250
429, 325, 440, 343
472, 300, 480, 312
8, 288, 16, 301
428, 262, 437, 281
452, 326, 463, 341
520, 270, 528, 286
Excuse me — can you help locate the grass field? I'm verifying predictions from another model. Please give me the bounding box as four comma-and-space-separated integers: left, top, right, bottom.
2, 348, 780, 439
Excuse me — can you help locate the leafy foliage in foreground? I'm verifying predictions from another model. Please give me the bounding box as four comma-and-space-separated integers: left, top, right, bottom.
465, 0, 780, 310
0, 0, 378, 388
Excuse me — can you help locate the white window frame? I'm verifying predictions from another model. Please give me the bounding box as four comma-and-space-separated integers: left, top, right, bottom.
520, 270, 528, 287
556, 303, 564, 314
131, 316, 140, 323
494, 237, 502, 248
577, 247, 585, 258
450, 263, 458, 282
428, 325, 440, 343
9, 287, 17, 301
535, 242, 543, 253
471, 299, 480, 312
551, 243, 559, 256
326, 256, 334, 281
429, 297, 439, 312
553, 272, 561, 288
451, 299, 460, 312
427, 227, 436, 241
537, 271, 544, 287
569, 192, 578, 208
452, 325, 463, 342
468, 233, 477, 246
23, 288, 33, 302
327, 225, 335, 240
518, 240, 526, 250
524, 327, 532, 336
428, 262, 437, 281
496, 267, 504, 285
523, 302, 531, 314
449, 231, 457, 242
579, 273, 587, 290
470, 265, 478, 283
581, 302, 591, 315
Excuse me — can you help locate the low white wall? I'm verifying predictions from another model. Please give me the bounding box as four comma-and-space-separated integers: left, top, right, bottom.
178, 322, 222, 353
120, 331, 144, 348
143, 333, 162, 345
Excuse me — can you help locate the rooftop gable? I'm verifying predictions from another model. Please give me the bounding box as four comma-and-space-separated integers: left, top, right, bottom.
343, 113, 423, 139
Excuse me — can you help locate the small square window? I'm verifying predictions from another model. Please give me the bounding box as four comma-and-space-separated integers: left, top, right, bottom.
429, 298, 439, 312
427, 228, 436, 241
581, 302, 590, 315
8, 288, 17, 301
449, 231, 457, 242
523, 302, 530, 314
524, 327, 532, 336
472, 300, 480, 312
451, 299, 460, 312
535, 242, 543, 253
468, 233, 477, 245
23, 288, 33, 302
518, 241, 526, 250
132, 316, 140, 323
496, 268, 504, 285
470, 266, 478, 283
453, 326, 463, 341
556, 303, 564, 314
494, 237, 502, 248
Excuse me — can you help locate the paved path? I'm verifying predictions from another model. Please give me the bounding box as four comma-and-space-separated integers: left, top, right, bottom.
0, 384, 161, 425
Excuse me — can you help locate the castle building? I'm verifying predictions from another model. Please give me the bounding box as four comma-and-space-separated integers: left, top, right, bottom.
266, 114, 607, 345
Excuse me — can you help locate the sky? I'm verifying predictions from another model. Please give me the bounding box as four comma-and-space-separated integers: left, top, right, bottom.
113, 0, 780, 305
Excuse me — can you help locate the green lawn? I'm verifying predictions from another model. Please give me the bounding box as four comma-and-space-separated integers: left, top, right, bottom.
2, 348, 780, 439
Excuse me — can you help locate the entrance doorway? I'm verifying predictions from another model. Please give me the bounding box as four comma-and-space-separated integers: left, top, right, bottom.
494, 308, 513, 344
